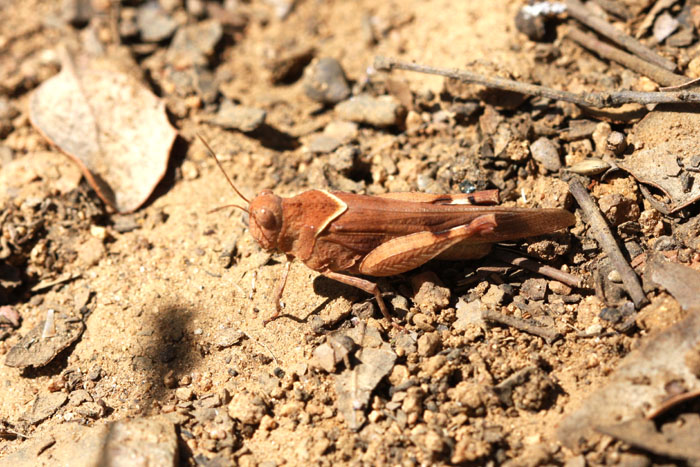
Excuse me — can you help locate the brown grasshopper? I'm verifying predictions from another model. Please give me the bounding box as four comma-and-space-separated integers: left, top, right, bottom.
201, 138, 575, 323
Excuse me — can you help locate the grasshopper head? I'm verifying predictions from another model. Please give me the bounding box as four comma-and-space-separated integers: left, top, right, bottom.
249, 190, 283, 251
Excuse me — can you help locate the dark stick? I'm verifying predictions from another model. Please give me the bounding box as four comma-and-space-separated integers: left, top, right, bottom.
568, 178, 648, 308
565, 27, 686, 87
482, 309, 561, 344
374, 56, 700, 108
564, 0, 676, 72
491, 247, 583, 288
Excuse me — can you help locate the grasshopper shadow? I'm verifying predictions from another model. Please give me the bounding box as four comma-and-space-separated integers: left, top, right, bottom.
247, 124, 299, 151
312, 274, 365, 304
264, 276, 360, 324
132, 301, 198, 407
97, 300, 198, 465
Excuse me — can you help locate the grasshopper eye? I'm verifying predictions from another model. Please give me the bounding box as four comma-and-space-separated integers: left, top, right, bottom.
255, 208, 277, 231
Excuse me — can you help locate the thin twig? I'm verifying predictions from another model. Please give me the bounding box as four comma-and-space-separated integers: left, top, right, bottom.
374, 56, 700, 108
564, 0, 676, 71
565, 26, 686, 87
492, 247, 583, 288
660, 77, 700, 91
568, 178, 648, 308
482, 308, 561, 344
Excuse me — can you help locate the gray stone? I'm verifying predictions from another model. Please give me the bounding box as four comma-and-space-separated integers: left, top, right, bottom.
520, 278, 548, 301
530, 137, 561, 172
137, 3, 177, 42
336, 94, 405, 127
303, 57, 350, 105
166, 20, 222, 66
308, 135, 342, 154
210, 100, 266, 132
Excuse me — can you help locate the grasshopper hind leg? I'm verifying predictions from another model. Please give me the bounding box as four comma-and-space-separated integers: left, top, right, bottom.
322, 271, 393, 322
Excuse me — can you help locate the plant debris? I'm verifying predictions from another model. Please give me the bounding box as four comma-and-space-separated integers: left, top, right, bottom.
29, 48, 176, 213
5, 312, 84, 369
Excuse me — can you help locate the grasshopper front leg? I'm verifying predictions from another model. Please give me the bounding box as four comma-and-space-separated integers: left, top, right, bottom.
263, 258, 293, 326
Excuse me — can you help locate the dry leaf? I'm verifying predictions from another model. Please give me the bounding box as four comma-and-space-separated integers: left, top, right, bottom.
4, 313, 85, 369
558, 309, 700, 449
620, 105, 700, 212
29, 50, 176, 212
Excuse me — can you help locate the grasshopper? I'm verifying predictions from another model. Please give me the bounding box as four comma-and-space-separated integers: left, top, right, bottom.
201, 137, 575, 323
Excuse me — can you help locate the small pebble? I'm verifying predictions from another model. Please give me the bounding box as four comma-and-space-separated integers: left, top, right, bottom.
653, 12, 679, 43
417, 332, 440, 357
323, 120, 358, 142
394, 333, 417, 357
181, 160, 200, 180
530, 137, 561, 172
548, 281, 572, 296
266, 45, 315, 84
310, 343, 337, 373
607, 270, 622, 283
520, 278, 548, 301
411, 271, 450, 314
186, 0, 205, 17
137, 3, 177, 42
412, 313, 435, 331
606, 131, 626, 155
326, 145, 357, 173
481, 284, 505, 307
423, 354, 447, 377
514, 7, 546, 41
176, 387, 194, 401
166, 20, 223, 67
308, 135, 342, 154
667, 27, 694, 47
303, 57, 351, 105
90, 225, 108, 240
0, 98, 18, 138
210, 100, 266, 132
336, 94, 405, 127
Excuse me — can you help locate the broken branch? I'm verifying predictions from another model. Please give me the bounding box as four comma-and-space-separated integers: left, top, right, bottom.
568, 178, 648, 308
564, 0, 676, 71
565, 26, 686, 87
374, 56, 700, 108
492, 247, 583, 289
482, 308, 561, 344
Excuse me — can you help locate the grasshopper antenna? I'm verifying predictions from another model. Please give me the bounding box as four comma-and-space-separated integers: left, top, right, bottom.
197, 134, 251, 206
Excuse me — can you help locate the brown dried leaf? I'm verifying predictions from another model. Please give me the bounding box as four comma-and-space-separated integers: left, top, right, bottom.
29, 50, 176, 213
620, 106, 700, 212
597, 415, 700, 462
4, 313, 84, 369
648, 253, 700, 311
558, 309, 700, 449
